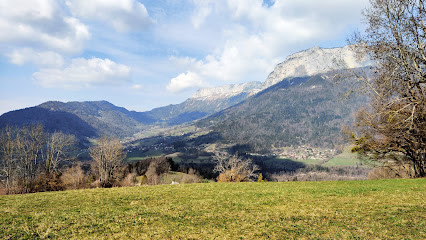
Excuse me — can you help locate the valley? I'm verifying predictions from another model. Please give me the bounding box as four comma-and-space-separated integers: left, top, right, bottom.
0, 46, 373, 181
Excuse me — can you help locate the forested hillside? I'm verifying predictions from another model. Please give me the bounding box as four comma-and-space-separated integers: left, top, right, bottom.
198, 71, 368, 151
0, 101, 149, 142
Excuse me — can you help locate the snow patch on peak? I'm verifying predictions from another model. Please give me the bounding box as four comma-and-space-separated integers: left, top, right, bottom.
192, 81, 263, 100
264, 45, 372, 87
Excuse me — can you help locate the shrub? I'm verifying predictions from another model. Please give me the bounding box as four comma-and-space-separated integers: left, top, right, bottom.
120, 173, 138, 187
34, 173, 64, 192
181, 169, 202, 183
214, 152, 259, 182
257, 173, 267, 182
217, 169, 245, 182
367, 164, 415, 180
61, 163, 89, 190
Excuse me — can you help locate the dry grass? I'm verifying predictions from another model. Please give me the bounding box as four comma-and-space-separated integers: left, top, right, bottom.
0, 179, 425, 239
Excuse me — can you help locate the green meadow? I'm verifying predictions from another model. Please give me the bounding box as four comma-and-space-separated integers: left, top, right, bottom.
1, 179, 425, 239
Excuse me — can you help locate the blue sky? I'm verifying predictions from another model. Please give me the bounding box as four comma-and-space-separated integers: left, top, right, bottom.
0, 0, 369, 114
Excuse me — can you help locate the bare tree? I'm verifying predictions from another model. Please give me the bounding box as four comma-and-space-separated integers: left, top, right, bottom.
44, 132, 77, 175
348, 0, 426, 177
213, 152, 259, 182
145, 158, 171, 185
0, 126, 18, 193
89, 136, 126, 187
145, 163, 160, 185
1, 124, 79, 193
15, 124, 46, 191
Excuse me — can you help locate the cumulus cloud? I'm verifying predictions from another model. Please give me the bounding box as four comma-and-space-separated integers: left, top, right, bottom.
166, 71, 206, 93
168, 0, 369, 90
66, 0, 154, 32
33, 58, 131, 89
0, 0, 90, 54
7, 48, 64, 67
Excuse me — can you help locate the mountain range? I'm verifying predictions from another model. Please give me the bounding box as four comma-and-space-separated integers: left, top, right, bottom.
197, 71, 368, 152
0, 45, 372, 150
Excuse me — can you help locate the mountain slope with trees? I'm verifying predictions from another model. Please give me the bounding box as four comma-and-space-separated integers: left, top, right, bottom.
197, 70, 368, 152
0, 101, 149, 141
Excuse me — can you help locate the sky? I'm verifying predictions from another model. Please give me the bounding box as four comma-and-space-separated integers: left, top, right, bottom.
0, 0, 370, 115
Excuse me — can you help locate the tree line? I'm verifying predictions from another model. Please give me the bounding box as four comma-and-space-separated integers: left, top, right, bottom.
0, 124, 206, 194
0, 124, 76, 194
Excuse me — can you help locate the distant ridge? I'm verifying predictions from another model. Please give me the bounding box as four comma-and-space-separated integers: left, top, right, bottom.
0, 45, 373, 147
197, 69, 369, 151
0, 101, 149, 142
189, 45, 372, 101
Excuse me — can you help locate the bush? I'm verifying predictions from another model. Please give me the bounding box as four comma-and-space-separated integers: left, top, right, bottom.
368, 164, 415, 180
181, 169, 202, 184
217, 169, 245, 182
61, 163, 89, 190
119, 173, 139, 187
34, 173, 64, 192
257, 173, 267, 182
214, 152, 259, 182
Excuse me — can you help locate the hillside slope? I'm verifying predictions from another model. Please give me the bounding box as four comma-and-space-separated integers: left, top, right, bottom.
0, 101, 149, 140
142, 46, 372, 126
144, 92, 251, 125
197, 71, 368, 151
0, 106, 97, 141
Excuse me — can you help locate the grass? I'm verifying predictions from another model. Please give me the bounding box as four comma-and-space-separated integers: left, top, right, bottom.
292, 158, 324, 165
324, 146, 363, 167
1, 179, 425, 239
126, 150, 165, 162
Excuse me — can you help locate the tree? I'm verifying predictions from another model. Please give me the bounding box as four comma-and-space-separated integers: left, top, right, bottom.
0, 124, 78, 193
14, 124, 46, 191
0, 126, 18, 193
213, 152, 259, 182
89, 136, 126, 187
44, 132, 77, 175
349, 0, 426, 177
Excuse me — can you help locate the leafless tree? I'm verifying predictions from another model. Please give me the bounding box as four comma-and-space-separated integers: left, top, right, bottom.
213, 152, 259, 182
44, 132, 77, 175
144, 158, 171, 185
15, 124, 46, 191
89, 136, 126, 187
145, 163, 160, 185
0, 126, 18, 193
348, 0, 426, 177
1, 124, 79, 193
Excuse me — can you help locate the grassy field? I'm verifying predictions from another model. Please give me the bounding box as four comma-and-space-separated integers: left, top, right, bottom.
324, 146, 362, 167
1, 179, 425, 239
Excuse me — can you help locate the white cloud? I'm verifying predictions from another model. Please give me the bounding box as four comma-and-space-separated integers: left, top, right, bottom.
191, 0, 214, 29
168, 0, 370, 90
7, 48, 64, 67
166, 71, 206, 93
32, 58, 131, 89
131, 84, 143, 90
0, 0, 90, 54
66, 0, 154, 32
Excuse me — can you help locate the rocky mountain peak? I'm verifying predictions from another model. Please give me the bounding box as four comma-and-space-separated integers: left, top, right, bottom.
191, 45, 372, 101
263, 45, 373, 87
192, 81, 263, 100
